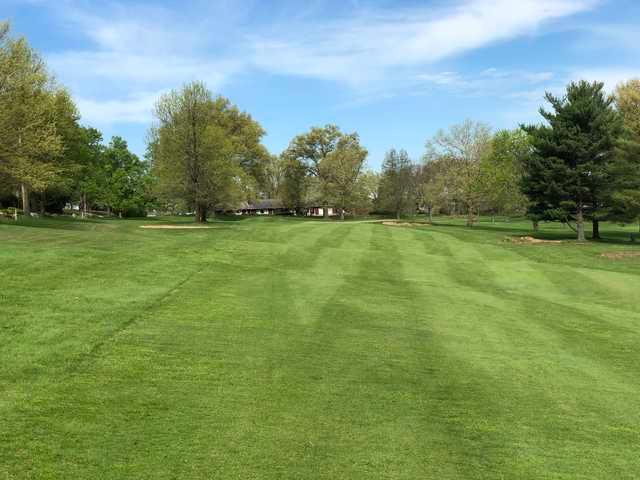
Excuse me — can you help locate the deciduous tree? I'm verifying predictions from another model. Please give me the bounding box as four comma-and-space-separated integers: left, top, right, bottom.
283, 125, 347, 219
149, 82, 263, 222
615, 79, 640, 137
281, 156, 308, 215
424, 120, 492, 226
99, 137, 149, 217
0, 23, 63, 214
320, 134, 367, 220
480, 129, 530, 221
378, 149, 416, 220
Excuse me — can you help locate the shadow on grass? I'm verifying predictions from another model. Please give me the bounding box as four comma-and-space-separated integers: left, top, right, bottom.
0, 216, 108, 231
429, 219, 640, 246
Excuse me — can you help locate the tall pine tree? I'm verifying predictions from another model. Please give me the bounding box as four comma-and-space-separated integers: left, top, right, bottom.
523, 81, 622, 240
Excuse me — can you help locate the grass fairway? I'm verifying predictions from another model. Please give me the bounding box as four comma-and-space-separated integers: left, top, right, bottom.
1, 216, 639, 479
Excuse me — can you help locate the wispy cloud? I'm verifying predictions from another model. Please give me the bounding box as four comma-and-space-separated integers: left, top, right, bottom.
43, 1, 247, 125
39, 0, 599, 125
570, 67, 640, 91
248, 0, 597, 85
74, 91, 167, 125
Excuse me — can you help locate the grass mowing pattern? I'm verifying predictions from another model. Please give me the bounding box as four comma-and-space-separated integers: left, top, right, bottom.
1, 216, 639, 478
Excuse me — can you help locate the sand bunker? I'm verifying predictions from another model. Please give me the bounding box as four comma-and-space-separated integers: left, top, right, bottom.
140, 225, 216, 229
510, 236, 563, 244
600, 251, 640, 260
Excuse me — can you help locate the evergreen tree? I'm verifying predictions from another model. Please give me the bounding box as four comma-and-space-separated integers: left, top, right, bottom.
523, 81, 622, 240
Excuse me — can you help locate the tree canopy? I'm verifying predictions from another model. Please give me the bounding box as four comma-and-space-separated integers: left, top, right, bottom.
149, 82, 266, 222
522, 81, 622, 240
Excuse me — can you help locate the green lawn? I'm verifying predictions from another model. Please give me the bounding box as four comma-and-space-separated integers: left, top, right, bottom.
1, 216, 639, 479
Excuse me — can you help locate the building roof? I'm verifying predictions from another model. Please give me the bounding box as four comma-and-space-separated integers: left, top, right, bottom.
248, 199, 284, 210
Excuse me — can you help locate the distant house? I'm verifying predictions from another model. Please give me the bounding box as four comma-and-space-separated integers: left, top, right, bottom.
217, 199, 338, 217
240, 199, 288, 215
216, 199, 288, 216
305, 206, 336, 217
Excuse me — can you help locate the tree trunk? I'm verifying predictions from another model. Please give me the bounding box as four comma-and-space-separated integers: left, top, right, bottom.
396, 210, 400, 220
39, 191, 46, 216
323, 204, 329, 219
592, 218, 600, 240
82, 193, 87, 218
466, 206, 474, 227
576, 208, 585, 241
195, 203, 207, 223
532, 220, 539, 232
20, 184, 30, 216
428, 206, 433, 223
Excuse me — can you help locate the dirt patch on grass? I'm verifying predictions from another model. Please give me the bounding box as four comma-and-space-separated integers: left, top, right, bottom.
140, 225, 217, 229
509, 236, 563, 245
600, 251, 640, 260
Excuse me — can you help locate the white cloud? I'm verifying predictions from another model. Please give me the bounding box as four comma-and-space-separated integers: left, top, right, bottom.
39, 0, 598, 124
248, 0, 597, 84
42, 2, 245, 125
74, 91, 165, 126
570, 67, 640, 91
49, 51, 238, 89
412, 68, 556, 98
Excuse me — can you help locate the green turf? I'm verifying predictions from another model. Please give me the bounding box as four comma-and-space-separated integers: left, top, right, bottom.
1, 215, 639, 479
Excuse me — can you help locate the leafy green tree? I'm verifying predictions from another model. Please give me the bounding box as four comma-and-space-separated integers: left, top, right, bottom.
0, 22, 63, 214
34, 88, 91, 215
98, 137, 148, 217
523, 81, 622, 240
378, 149, 416, 220
417, 158, 450, 222
609, 79, 640, 228
609, 136, 640, 228
480, 129, 530, 221
615, 79, 640, 137
149, 82, 263, 222
70, 127, 105, 217
263, 154, 286, 199
354, 170, 379, 215
283, 124, 347, 219
281, 156, 308, 215
424, 120, 492, 226
320, 134, 368, 220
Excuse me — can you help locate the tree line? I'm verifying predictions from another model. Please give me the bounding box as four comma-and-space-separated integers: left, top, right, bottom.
0, 22, 150, 217
372, 80, 640, 241
2, 20, 639, 240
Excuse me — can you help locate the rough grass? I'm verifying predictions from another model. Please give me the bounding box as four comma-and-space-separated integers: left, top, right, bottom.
1, 215, 639, 479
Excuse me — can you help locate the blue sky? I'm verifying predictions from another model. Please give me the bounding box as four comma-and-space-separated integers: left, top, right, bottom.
4, 0, 639, 169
